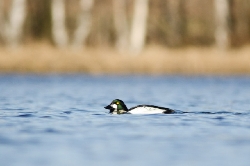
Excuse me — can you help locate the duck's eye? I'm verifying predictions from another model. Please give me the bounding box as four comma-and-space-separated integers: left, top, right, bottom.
116, 102, 119, 105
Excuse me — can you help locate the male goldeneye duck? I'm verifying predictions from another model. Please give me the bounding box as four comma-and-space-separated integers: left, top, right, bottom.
104, 99, 175, 114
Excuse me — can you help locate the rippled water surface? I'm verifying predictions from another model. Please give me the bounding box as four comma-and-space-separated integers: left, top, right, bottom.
1, 75, 250, 166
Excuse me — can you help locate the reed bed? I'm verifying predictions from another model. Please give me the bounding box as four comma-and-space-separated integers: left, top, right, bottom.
0, 43, 250, 75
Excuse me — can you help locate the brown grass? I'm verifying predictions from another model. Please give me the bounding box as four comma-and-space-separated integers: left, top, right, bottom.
0, 43, 250, 75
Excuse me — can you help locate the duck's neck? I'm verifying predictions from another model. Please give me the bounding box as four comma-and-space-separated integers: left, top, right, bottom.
117, 109, 127, 114
117, 104, 129, 114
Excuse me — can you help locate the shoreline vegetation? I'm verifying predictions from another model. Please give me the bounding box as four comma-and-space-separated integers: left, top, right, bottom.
0, 43, 250, 75
1, 1, 250, 76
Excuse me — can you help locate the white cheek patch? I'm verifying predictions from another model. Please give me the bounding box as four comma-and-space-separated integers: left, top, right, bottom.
111, 104, 117, 109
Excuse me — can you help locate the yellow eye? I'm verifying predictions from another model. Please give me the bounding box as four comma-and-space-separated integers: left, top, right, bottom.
116, 102, 119, 105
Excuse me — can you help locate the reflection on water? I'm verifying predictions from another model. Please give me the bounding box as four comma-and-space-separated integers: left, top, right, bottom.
0, 75, 250, 166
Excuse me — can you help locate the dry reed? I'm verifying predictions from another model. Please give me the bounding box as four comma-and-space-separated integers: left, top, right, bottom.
0, 43, 250, 75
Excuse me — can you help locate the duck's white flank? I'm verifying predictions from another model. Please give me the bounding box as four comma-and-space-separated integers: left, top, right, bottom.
129, 106, 165, 114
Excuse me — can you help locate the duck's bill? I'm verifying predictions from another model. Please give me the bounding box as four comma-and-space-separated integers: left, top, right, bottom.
104, 105, 115, 114
104, 105, 112, 109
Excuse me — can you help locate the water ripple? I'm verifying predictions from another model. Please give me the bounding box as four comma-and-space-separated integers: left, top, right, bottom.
63, 111, 72, 114
1, 75, 250, 166
16, 113, 34, 118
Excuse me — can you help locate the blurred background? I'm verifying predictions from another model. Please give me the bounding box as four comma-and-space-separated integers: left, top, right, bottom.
0, 0, 250, 74
1, 1, 250, 166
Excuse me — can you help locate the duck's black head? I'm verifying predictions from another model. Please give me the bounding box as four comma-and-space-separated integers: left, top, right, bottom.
104, 99, 129, 114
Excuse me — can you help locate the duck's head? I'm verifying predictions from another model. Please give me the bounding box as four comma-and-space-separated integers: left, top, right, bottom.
104, 99, 128, 114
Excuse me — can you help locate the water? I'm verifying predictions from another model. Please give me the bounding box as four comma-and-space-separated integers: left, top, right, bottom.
0, 74, 250, 166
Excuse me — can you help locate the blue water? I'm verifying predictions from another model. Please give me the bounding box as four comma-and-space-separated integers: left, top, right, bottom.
0, 75, 250, 166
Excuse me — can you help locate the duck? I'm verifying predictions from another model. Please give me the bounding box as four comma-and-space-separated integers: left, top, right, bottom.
104, 99, 175, 114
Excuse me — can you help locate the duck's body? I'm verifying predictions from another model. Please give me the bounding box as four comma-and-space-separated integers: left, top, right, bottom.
104, 99, 174, 114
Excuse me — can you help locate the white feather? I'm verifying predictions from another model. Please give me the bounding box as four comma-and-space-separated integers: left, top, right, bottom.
111, 104, 117, 109
129, 106, 164, 114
